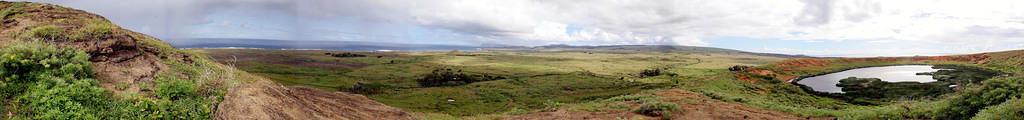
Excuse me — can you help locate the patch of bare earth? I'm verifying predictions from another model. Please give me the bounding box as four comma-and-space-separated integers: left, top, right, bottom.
506, 89, 832, 120
215, 80, 413, 120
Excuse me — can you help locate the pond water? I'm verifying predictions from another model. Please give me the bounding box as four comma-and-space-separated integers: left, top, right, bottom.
795, 65, 944, 93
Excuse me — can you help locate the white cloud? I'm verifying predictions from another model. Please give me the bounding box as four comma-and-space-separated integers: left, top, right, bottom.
316, 0, 1024, 47
26, 0, 1024, 55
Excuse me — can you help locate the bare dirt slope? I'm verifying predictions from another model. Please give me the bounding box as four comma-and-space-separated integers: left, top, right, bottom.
505, 89, 828, 120
0, 2, 412, 119
215, 80, 412, 120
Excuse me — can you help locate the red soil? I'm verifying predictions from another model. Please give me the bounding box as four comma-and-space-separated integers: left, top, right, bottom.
735, 73, 755, 83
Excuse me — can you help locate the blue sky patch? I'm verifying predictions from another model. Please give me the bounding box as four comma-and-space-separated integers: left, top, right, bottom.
565, 25, 583, 35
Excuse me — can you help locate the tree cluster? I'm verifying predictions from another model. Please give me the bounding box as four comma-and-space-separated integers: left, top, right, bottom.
640, 69, 662, 77
728, 65, 751, 71
416, 68, 506, 87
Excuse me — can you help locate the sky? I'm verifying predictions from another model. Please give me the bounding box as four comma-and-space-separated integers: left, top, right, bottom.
19, 0, 1024, 57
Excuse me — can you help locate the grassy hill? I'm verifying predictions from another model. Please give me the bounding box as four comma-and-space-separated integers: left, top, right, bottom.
0, 2, 412, 119
0, 2, 247, 119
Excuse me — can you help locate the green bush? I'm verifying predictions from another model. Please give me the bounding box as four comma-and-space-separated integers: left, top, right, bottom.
21, 78, 108, 119
0, 40, 92, 98
0, 41, 213, 119
20, 25, 66, 41
0, 41, 100, 119
931, 76, 1024, 119
633, 101, 680, 117
18, 19, 116, 42
67, 19, 114, 41
156, 77, 197, 100
542, 100, 566, 111
972, 97, 1024, 120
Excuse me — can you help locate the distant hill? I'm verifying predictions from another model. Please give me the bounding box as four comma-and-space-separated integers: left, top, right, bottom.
484, 44, 813, 58
172, 38, 810, 58
170, 38, 480, 51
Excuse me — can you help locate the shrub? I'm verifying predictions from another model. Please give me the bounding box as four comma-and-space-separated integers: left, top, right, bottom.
347, 82, 394, 94
542, 100, 566, 111
0, 41, 101, 119
68, 19, 114, 41
640, 68, 661, 77
21, 78, 108, 119
19, 19, 116, 42
0, 41, 213, 119
327, 52, 366, 57
972, 97, 1024, 120
633, 101, 680, 117
728, 65, 751, 71
416, 68, 478, 87
931, 76, 1024, 119
0, 41, 92, 98
155, 77, 197, 100
20, 25, 65, 41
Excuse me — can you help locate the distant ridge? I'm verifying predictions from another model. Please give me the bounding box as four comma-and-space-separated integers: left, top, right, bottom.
487, 44, 813, 58
173, 38, 810, 58
170, 38, 480, 51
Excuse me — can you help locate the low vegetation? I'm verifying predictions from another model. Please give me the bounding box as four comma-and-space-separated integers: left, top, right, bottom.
0, 3, 242, 118
634, 101, 679, 119
0, 41, 217, 119
834, 77, 952, 105
18, 18, 116, 42
416, 68, 503, 87
201, 45, 1024, 119
326, 52, 366, 57
0, 2, 29, 19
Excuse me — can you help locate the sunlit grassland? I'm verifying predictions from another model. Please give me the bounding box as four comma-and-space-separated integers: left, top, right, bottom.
434, 52, 784, 76
199, 48, 1024, 119
198, 49, 782, 116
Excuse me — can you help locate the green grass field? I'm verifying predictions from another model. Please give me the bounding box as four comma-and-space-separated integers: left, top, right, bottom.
196, 48, 1024, 119
195, 49, 786, 116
